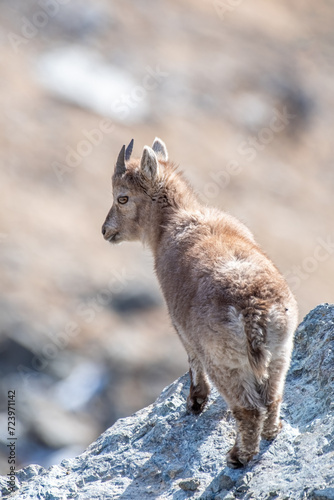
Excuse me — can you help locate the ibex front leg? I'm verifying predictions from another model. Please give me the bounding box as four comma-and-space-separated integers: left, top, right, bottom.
173, 324, 210, 414
187, 352, 210, 414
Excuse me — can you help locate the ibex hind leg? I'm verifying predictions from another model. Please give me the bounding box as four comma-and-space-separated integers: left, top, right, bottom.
207, 363, 266, 468
262, 399, 283, 441
261, 302, 297, 440
227, 406, 266, 468
261, 356, 290, 441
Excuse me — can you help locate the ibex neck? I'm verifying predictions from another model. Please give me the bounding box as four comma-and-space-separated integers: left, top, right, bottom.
144, 170, 201, 255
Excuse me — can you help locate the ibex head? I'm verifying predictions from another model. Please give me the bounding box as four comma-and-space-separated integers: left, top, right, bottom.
101, 138, 168, 244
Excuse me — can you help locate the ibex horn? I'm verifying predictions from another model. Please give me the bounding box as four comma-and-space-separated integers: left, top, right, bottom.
125, 139, 134, 161
115, 145, 126, 176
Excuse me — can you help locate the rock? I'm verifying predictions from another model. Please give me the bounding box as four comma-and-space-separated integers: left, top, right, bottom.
34, 47, 149, 123
1, 304, 334, 499
109, 282, 162, 315
178, 478, 200, 491
211, 472, 235, 493
312, 489, 334, 500
46, 0, 109, 39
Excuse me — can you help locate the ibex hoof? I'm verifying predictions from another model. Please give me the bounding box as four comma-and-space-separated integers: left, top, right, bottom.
226, 454, 244, 469
226, 445, 253, 469
186, 396, 208, 415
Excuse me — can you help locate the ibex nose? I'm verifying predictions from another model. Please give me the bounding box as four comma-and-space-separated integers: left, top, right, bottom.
101, 225, 106, 236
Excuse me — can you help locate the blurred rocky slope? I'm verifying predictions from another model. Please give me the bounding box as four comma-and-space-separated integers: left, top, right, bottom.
0, 0, 334, 471
1, 304, 334, 499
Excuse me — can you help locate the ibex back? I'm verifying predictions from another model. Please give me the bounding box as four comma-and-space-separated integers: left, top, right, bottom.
101, 138, 298, 468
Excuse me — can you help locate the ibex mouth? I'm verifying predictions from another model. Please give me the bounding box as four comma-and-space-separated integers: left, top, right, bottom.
108, 232, 119, 243
102, 225, 119, 242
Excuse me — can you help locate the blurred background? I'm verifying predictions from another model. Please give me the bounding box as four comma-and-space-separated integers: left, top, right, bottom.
0, 0, 333, 473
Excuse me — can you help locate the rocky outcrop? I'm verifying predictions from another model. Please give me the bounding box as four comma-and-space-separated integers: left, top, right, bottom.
1, 304, 334, 499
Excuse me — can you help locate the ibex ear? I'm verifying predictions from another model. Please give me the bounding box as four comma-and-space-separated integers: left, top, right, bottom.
152, 137, 168, 161
140, 146, 159, 180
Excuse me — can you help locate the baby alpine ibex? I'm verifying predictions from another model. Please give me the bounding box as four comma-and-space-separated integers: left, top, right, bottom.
102, 138, 298, 468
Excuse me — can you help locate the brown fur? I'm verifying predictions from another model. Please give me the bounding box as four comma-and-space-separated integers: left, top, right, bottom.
102, 138, 298, 468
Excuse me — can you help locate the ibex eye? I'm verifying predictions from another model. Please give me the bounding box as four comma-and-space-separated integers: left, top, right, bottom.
118, 196, 128, 204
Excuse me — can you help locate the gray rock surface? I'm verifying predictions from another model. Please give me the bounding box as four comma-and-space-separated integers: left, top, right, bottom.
1, 303, 334, 499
